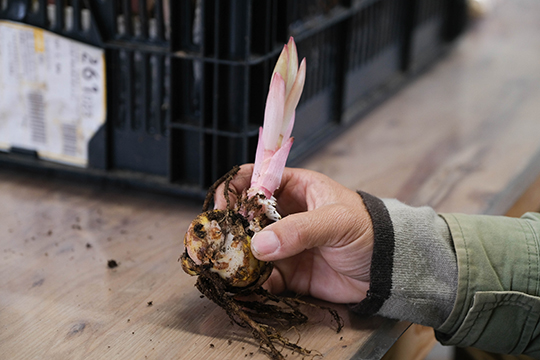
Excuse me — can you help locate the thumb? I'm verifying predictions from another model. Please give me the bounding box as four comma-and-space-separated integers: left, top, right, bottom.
251, 204, 370, 261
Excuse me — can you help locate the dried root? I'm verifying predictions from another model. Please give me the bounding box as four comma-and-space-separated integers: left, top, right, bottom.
196, 270, 343, 360
201, 165, 240, 212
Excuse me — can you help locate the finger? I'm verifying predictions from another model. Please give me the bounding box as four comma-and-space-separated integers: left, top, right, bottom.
251, 202, 372, 262
213, 165, 307, 212
261, 267, 287, 295
272, 167, 310, 215
213, 164, 254, 209
274, 167, 352, 216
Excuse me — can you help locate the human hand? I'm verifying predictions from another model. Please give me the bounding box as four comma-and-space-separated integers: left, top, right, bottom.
214, 165, 374, 304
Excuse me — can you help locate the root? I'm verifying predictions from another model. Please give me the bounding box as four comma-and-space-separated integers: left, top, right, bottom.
254, 288, 344, 334
202, 165, 241, 212
195, 270, 342, 360
194, 167, 343, 359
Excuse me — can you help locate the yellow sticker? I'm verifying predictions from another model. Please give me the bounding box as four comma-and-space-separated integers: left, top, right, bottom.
33, 29, 45, 53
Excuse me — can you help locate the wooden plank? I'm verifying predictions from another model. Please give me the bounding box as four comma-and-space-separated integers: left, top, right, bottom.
505, 172, 540, 217
381, 325, 437, 360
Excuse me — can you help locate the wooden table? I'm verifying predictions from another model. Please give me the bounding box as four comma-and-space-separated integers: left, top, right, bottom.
2, 1, 540, 359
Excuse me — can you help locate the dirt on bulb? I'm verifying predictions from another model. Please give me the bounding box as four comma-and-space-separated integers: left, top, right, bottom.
180, 166, 343, 360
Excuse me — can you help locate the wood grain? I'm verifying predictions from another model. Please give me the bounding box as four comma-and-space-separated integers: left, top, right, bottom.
2, 1, 540, 359
505, 173, 540, 217
0, 170, 407, 359
381, 325, 437, 360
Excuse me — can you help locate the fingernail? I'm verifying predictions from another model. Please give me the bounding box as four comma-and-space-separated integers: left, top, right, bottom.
252, 231, 280, 256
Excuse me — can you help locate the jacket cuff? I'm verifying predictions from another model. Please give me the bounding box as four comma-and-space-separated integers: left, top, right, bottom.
350, 191, 395, 314
351, 192, 458, 328
435, 213, 540, 352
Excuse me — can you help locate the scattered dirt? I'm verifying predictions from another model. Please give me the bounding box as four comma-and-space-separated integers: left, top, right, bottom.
107, 259, 118, 269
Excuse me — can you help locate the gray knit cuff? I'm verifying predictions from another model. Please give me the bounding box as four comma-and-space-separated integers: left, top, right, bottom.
351, 193, 458, 329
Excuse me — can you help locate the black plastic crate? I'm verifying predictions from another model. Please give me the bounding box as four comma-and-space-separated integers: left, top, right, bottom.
342, 0, 406, 123
0, 0, 467, 198
407, 0, 467, 72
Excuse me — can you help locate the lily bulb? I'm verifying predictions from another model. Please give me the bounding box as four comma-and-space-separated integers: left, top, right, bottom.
249, 37, 306, 201
181, 37, 306, 289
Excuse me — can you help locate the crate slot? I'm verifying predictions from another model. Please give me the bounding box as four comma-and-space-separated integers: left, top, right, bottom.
296, 24, 340, 105
344, 0, 404, 109
172, 57, 259, 133
111, 130, 168, 176
252, 0, 281, 56
170, 129, 206, 186
171, 57, 205, 127
410, 0, 449, 72
294, 90, 334, 144
248, 59, 273, 129
39, 3, 93, 36
416, 0, 445, 25
172, 0, 281, 60
286, 0, 349, 26
31, 0, 39, 13
109, 48, 169, 136
148, 54, 170, 135
115, 0, 167, 41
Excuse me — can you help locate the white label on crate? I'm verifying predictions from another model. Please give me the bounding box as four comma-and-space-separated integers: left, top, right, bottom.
0, 20, 105, 167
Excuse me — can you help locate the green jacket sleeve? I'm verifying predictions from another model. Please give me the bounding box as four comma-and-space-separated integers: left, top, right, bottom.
436, 212, 540, 357
351, 191, 540, 357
